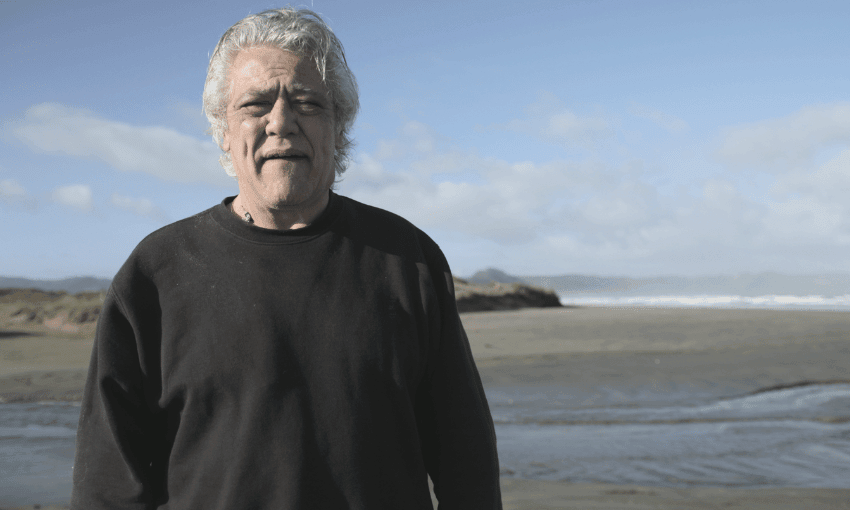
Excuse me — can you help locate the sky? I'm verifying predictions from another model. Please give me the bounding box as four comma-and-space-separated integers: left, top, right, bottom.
1, 0, 849, 279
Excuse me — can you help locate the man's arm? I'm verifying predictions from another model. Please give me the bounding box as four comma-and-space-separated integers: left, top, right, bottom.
71, 288, 163, 509
416, 258, 503, 509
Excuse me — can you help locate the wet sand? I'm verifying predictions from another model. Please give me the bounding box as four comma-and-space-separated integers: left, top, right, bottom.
0, 330, 91, 403
2, 306, 849, 508
467, 308, 850, 397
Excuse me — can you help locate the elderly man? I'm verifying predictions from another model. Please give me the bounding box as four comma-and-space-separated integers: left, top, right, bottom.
71, 7, 502, 510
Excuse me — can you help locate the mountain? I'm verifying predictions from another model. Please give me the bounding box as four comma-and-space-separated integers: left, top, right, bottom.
0, 276, 112, 294
467, 268, 527, 286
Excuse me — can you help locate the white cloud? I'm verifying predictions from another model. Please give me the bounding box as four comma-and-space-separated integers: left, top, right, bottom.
764, 197, 846, 241
111, 193, 169, 223
579, 181, 656, 227
707, 108, 850, 261
0, 179, 27, 198
341, 117, 850, 275
773, 149, 850, 200
374, 121, 441, 161
716, 102, 850, 170
539, 111, 612, 145
8, 103, 232, 187
51, 184, 93, 211
344, 143, 604, 243
756, 149, 850, 245
0, 178, 37, 209
342, 121, 646, 245
489, 93, 614, 149
629, 104, 688, 133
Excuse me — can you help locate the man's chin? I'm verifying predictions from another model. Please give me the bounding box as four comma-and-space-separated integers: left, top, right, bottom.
260, 158, 307, 173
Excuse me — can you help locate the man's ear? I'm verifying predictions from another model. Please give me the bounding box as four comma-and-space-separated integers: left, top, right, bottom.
221, 129, 231, 153
335, 126, 344, 153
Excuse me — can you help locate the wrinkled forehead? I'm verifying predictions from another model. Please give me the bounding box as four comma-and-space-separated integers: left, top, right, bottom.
229, 45, 323, 83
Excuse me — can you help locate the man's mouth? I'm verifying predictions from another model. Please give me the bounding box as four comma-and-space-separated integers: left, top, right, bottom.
264, 150, 307, 161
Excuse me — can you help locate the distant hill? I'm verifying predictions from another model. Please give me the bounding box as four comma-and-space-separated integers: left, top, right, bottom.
0, 276, 112, 294
0, 274, 561, 320
8, 270, 850, 299
469, 269, 850, 298
467, 268, 527, 286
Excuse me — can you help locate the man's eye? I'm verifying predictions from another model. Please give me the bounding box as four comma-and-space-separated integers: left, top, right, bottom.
242, 102, 270, 113
295, 101, 321, 114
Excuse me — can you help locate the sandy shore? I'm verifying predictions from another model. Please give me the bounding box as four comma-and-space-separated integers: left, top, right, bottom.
0, 331, 91, 403
463, 306, 850, 357
2, 306, 849, 508
465, 307, 850, 397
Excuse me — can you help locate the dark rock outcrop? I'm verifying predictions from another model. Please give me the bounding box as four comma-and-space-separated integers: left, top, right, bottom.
453, 277, 563, 313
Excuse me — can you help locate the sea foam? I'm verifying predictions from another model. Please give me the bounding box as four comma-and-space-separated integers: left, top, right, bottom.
560, 293, 850, 310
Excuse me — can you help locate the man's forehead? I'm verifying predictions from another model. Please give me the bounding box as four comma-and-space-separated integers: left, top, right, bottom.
229, 47, 326, 93
231, 47, 316, 76
240, 80, 323, 97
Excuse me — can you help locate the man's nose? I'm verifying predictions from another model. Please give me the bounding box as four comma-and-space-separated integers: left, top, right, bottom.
266, 100, 298, 136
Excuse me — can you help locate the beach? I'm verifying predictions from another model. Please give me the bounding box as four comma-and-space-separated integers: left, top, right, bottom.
463, 307, 850, 509
467, 306, 850, 393
2, 306, 850, 508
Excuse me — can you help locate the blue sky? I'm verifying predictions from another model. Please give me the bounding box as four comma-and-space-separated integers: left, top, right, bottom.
2, 0, 849, 279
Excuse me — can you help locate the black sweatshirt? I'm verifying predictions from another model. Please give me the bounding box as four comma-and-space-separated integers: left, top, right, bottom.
71, 192, 502, 509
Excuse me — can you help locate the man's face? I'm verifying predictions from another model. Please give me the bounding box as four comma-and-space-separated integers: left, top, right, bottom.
222, 46, 337, 213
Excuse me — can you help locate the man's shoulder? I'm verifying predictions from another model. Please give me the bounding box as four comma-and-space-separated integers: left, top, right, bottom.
340, 195, 424, 232
136, 205, 217, 252
342, 197, 436, 246
337, 195, 443, 260
112, 203, 219, 284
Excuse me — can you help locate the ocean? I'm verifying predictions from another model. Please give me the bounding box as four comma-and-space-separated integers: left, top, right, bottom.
559, 293, 850, 310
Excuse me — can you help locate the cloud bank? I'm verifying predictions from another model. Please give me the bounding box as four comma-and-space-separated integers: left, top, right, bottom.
340, 100, 850, 275
9, 103, 232, 187
6, 99, 850, 276
716, 102, 850, 170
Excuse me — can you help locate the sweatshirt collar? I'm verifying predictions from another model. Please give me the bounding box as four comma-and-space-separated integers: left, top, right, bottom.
211, 190, 343, 244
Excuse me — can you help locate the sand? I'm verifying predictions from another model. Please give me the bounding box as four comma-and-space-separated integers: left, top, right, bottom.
463, 306, 850, 357
2, 306, 850, 508
0, 331, 92, 403
466, 307, 850, 396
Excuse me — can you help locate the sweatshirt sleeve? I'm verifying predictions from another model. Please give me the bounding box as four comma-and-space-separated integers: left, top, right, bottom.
71, 285, 164, 509
416, 251, 504, 509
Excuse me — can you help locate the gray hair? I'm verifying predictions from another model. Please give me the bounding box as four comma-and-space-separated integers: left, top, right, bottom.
202, 7, 359, 179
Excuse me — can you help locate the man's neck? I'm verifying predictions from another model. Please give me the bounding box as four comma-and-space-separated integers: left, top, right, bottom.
230, 192, 330, 231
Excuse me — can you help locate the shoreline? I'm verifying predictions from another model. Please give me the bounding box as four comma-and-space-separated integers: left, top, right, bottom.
3, 306, 850, 403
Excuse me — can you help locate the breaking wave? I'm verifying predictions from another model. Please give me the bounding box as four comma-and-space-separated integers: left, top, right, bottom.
560, 293, 850, 310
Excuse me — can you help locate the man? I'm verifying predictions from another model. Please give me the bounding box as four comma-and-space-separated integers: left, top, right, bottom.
71, 7, 502, 509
